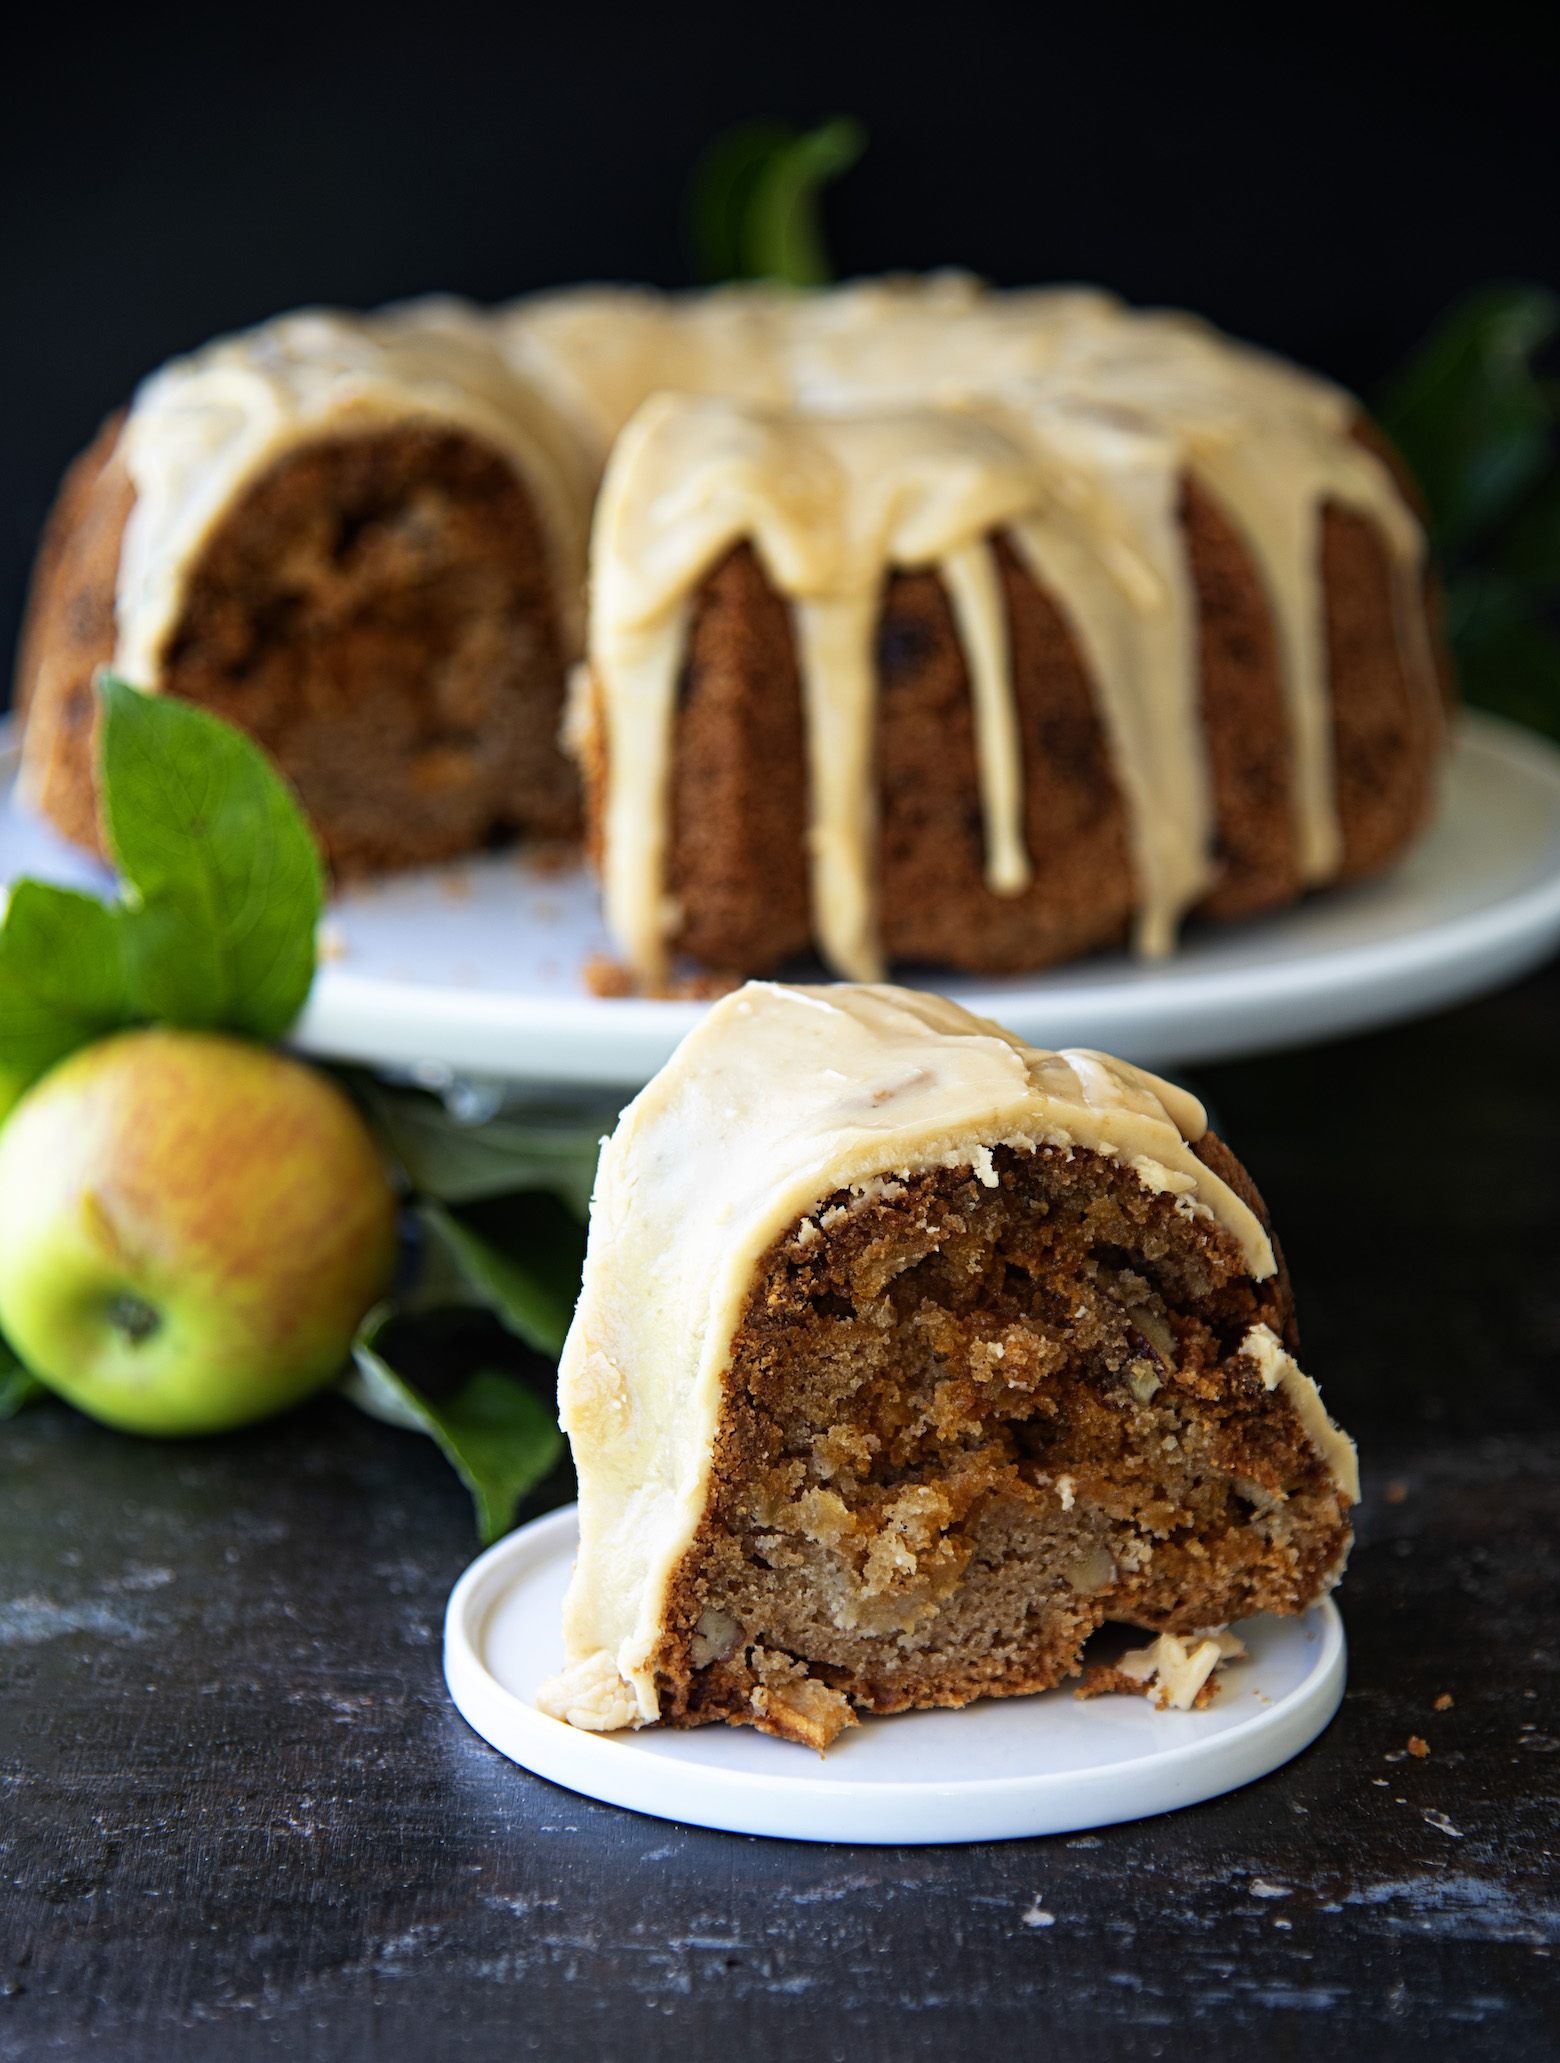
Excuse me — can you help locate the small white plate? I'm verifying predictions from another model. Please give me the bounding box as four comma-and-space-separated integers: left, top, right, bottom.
443, 1505, 1346, 1845
9, 711, 1559, 1089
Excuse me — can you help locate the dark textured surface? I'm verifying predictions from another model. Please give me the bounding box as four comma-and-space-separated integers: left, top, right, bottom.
3, 961, 1560, 2059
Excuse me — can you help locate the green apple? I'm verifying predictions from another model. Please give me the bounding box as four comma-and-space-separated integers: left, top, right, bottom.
0, 1028, 398, 1436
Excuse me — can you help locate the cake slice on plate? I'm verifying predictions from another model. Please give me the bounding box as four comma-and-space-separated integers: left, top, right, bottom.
538, 982, 1356, 1750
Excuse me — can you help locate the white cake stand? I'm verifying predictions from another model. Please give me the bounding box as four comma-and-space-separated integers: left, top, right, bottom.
6, 709, 1560, 1088
443, 1505, 1346, 1846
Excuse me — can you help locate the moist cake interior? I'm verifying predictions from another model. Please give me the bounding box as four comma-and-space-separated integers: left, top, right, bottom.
20, 420, 579, 875
653, 1139, 1350, 1750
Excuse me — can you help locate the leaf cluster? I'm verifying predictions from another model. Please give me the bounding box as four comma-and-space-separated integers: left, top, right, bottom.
688, 116, 866, 289
339, 1078, 615, 1543
0, 675, 323, 1103
1376, 284, 1560, 741
0, 1336, 43, 1421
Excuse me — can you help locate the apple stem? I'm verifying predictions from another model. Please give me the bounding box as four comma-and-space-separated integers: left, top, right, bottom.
106, 1293, 161, 1346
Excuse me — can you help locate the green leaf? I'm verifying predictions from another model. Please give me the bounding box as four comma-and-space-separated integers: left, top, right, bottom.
1445, 582, 1560, 743
98, 675, 324, 1039
0, 1334, 45, 1421
744, 117, 867, 288
0, 880, 133, 1098
416, 1200, 577, 1358
346, 1329, 564, 1545
1492, 466, 1560, 599
355, 1077, 610, 1218
429, 1370, 564, 1546
1377, 284, 1560, 561
688, 117, 800, 284
687, 116, 866, 288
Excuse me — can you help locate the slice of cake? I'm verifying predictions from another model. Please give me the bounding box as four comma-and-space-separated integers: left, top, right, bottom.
537, 981, 1356, 1750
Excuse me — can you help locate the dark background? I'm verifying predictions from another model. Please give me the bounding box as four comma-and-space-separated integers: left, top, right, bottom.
5, 0, 1560, 703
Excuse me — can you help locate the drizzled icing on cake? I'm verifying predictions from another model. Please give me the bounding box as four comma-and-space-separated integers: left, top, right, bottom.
588, 396, 1044, 981
531, 277, 1435, 984
106, 275, 1436, 988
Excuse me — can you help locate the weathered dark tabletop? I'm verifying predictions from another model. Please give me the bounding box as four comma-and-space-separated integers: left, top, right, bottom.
3, 961, 1558, 2062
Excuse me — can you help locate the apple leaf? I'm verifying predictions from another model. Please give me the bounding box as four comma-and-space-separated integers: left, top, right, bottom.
347, 1330, 564, 1545
1375, 282, 1560, 741
99, 675, 324, 1040
1377, 284, 1560, 560
688, 115, 867, 287
0, 678, 326, 1086
336, 1187, 581, 1539
742, 117, 867, 289
380, 1195, 581, 1354
0, 1335, 45, 1420
0, 881, 132, 1096
351, 1075, 611, 1219
417, 1200, 576, 1359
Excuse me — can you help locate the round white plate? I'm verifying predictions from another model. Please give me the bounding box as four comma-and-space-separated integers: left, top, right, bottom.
443, 1504, 1346, 1846
8, 710, 1559, 1089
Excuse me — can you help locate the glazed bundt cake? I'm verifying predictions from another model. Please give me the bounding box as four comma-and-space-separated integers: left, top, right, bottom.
16, 277, 1447, 972
535, 981, 1357, 1750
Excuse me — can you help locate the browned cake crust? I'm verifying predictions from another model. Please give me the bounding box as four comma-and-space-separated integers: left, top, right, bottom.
595, 471, 1444, 984
14, 413, 134, 857
1350, 414, 1459, 723
1181, 477, 1298, 920
662, 537, 1143, 978
15, 422, 578, 874
1322, 501, 1442, 881
647, 1131, 1349, 1743
875, 537, 1138, 970
669, 544, 812, 971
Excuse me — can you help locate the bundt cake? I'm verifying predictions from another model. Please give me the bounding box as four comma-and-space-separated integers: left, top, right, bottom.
15, 277, 1447, 975
535, 981, 1357, 1750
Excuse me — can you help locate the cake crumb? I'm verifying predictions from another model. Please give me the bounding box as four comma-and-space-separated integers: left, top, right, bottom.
583, 953, 635, 997
748, 1674, 857, 1753
660, 969, 743, 1001
1076, 1628, 1243, 1711
520, 839, 578, 878
1434, 1693, 1454, 1711
535, 1650, 641, 1732
1407, 1734, 1430, 1759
